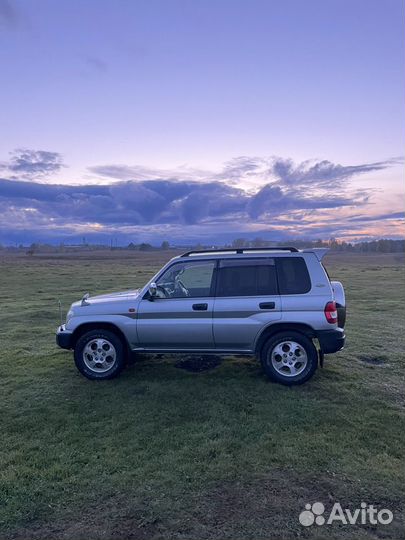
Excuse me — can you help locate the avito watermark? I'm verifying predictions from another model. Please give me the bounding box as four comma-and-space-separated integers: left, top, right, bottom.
299, 502, 393, 527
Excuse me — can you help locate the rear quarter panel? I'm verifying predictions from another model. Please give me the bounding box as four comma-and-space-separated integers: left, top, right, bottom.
278, 253, 334, 331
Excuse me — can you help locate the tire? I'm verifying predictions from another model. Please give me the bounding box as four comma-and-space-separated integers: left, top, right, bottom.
74, 329, 126, 380
260, 331, 318, 385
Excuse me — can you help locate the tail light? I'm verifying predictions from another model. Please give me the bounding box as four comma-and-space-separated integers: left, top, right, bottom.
324, 301, 338, 324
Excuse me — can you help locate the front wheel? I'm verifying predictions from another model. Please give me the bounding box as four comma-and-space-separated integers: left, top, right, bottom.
74, 329, 125, 380
260, 331, 318, 385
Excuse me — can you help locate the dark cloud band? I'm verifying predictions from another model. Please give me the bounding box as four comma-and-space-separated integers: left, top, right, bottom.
0, 153, 400, 243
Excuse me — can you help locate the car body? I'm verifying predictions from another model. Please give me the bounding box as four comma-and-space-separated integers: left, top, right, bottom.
56, 247, 346, 385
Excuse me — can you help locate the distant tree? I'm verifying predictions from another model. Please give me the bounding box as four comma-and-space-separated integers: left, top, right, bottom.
127, 242, 137, 250
139, 242, 153, 251
232, 238, 247, 248
161, 240, 170, 250
26, 243, 38, 256
251, 237, 268, 247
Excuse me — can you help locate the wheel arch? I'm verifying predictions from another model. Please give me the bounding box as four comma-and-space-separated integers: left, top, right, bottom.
255, 322, 316, 356
71, 322, 131, 355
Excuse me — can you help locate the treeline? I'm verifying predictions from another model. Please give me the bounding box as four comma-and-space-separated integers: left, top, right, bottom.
322, 238, 404, 253
229, 238, 404, 253
0, 240, 173, 255
1, 238, 403, 254
127, 241, 170, 251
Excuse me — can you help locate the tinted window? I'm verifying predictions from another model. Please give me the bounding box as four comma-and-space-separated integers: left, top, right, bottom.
276, 257, 311, 294
217, 259, 278, 297
156, 261, 215, 298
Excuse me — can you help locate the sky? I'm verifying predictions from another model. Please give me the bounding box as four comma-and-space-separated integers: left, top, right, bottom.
0, 0, 404, 245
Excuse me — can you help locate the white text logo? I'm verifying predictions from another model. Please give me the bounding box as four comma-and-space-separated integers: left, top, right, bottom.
299, 502, 393, 527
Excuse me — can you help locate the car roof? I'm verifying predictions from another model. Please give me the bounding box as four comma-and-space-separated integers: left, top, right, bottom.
170, 247, 329, 262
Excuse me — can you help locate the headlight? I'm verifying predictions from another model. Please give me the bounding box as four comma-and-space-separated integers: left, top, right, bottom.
66, 309, 74, 323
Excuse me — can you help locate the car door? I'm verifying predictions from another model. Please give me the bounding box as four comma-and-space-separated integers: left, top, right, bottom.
136, 259, 216, 350
213, 258, 281, 351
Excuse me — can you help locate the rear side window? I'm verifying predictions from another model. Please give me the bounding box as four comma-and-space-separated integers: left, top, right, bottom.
276, 257, 311, 294
217, 259, 278, 297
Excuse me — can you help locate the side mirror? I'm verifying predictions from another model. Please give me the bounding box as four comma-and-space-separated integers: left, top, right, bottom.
148, 282, 157, 300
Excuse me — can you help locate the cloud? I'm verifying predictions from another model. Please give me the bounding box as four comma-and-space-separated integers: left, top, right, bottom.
0, 149, 65, 179
269, 157, 393, 188
88, 163, 210, 183
348, 211, 405, 223
0, 155, 401, 244
0, 177, 248, 226
89, 156, 397, 192
0, 169, 361, 228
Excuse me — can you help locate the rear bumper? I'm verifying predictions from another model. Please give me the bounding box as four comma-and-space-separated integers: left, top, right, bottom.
316, 328, 345, 354
56, 325, 73, 349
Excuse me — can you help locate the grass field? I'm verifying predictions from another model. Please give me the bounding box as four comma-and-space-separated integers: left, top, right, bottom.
0, 250, 404, 540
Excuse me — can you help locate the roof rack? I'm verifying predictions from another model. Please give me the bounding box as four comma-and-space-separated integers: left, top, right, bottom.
181, 247, 299, 257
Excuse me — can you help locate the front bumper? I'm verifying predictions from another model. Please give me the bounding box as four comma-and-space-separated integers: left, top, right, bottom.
56, 325, 74, 349
317, 328, 345, 354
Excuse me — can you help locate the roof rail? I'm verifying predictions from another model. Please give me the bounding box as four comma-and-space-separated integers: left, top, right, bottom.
181, 247, 299, 256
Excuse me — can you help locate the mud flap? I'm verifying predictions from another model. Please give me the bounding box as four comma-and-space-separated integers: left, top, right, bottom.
318, 348, 324, 368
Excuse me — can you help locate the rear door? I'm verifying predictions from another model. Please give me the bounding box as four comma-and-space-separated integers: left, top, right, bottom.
213, 258, 281, 351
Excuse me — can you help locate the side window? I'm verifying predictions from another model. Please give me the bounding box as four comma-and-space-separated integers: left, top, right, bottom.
216, 259, 278, 297
156, 261, 215, 298
276, 257, 311, 294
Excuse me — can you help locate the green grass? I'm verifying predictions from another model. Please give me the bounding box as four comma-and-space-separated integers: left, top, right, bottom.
0, 251, 404, 539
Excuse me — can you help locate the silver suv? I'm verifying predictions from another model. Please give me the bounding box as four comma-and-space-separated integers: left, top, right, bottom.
56, 247, 346, 385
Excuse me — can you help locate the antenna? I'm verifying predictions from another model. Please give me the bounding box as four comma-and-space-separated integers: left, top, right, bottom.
58, 300, 63, 326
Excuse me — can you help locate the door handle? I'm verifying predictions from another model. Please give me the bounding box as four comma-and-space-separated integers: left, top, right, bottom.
192, 303, 208, 311
259, 302, 275, 309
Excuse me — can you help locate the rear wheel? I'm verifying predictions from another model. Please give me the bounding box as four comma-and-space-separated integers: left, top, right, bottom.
74, 329, 125, 380
260, 331, 318, 385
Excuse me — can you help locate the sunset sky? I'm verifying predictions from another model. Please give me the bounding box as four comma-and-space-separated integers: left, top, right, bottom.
0, 0, 404, 245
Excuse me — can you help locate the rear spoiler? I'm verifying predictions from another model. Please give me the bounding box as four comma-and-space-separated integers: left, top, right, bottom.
302, 248, 329, 261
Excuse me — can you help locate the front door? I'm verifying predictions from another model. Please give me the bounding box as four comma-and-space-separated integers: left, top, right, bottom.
137, 259, 216, 349
213, 258, 281, 350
